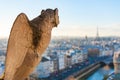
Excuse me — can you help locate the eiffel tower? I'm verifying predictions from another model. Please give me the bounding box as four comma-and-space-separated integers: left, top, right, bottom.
96, 26, 99, 41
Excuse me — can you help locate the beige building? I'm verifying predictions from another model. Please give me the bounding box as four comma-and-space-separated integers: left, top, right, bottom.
113, 51, 120, 74
113, 51, 120, 79
49, 52, 59, 72
64, 53, 72, 68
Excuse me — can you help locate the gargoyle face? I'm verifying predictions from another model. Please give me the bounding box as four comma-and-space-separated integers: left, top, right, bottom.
41, 8, 59, 27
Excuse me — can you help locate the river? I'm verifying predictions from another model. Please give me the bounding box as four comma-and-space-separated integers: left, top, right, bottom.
86, 65, 114, 80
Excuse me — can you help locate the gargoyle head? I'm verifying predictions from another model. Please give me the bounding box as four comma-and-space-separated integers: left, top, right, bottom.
41, 8, 59, 27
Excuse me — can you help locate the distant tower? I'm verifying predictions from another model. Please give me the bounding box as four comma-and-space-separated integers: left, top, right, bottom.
96, 26, 99, 41
94, 26, 100, 45
85, 35, 88, 41
85, 35, 88, 45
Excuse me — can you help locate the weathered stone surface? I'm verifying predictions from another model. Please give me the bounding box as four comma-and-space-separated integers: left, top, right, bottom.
4, 8, 59, 80
67, 76, 76, 80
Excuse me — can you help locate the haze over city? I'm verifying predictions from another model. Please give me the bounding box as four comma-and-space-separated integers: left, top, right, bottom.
0, 0, 120, 38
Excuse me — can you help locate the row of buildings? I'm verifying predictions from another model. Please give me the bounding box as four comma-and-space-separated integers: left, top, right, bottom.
0, 37, 120, 79
34, 48, 88, 78
33, 37, 120, 78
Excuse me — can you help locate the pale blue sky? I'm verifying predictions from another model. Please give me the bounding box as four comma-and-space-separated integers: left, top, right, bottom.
0, 0, 120, 38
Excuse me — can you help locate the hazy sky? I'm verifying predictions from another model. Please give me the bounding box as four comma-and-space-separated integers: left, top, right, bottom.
0, 0, 120, 38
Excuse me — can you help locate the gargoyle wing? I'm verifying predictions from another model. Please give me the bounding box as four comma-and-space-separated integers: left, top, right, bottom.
4, 13, 32, 80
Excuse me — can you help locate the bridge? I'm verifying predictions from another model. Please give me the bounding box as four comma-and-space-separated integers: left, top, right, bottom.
100, 56, 113, 64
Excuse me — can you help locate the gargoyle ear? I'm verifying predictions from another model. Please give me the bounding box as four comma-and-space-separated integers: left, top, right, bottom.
54, 8, 58, 14
41, 10, 45, 14
54, 8, 59, 27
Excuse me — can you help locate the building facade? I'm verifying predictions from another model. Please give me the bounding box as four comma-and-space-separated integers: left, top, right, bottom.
113, 51, 120, 79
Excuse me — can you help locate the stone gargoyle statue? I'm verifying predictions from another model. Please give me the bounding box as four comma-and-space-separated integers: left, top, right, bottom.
2, 8, 59, 80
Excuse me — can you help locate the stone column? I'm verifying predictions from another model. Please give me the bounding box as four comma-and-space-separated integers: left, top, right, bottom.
113, 51, 120, 79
